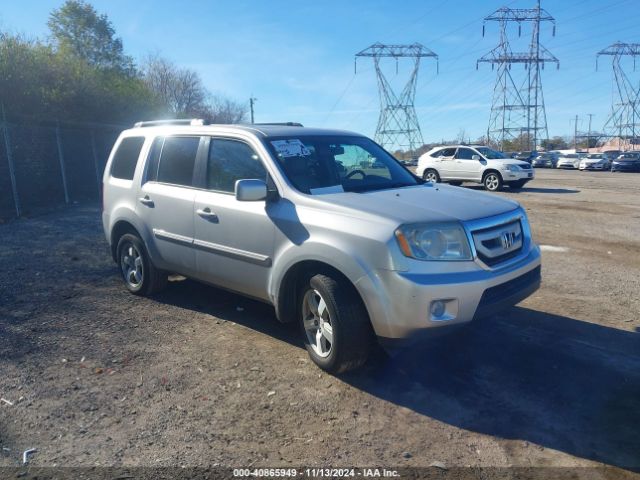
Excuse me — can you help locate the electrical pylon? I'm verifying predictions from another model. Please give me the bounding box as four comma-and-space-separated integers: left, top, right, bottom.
597, 42, 640, 146
477, 1, 558, 151
355, 43, 438, 155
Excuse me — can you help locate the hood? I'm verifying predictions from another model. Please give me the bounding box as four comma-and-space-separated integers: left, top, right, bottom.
308, 184, 520, 224
499, 159, 531, 167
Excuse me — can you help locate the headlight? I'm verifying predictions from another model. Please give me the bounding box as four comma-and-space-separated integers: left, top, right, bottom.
504, 164, 520, 172
395, 223, 472, 261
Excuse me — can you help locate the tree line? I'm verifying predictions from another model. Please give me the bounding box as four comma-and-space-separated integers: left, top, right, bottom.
0, 0, 246, 126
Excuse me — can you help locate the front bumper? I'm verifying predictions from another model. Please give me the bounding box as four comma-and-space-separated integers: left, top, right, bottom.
612, 163, 640, 172
532, 161, 553, 168
579, 163, 607, 170
367, 246, 541, 343
557, 162, 578, 169
502, 169, 534, 181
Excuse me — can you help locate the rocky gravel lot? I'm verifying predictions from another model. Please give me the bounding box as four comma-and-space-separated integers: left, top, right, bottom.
0, 169, 639, 478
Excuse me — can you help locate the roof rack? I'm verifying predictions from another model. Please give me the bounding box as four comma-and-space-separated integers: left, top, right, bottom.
133, 119, 207, 128
252, 122, 304, 127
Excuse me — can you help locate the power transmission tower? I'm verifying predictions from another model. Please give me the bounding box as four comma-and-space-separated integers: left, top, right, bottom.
355, 43, 438, 156
477, 1, 558, 151
597, 42, 640, 149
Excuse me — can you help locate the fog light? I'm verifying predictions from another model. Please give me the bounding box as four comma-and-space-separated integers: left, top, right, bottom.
430, 300, 446, 318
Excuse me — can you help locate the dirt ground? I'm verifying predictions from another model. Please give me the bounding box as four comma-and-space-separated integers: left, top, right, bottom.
0, 169, 639, 478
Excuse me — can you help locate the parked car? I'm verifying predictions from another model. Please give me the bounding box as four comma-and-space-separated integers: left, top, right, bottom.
579, 153, 611, 171
513, 151, 538, 163
102, 120, 541, 373
417, 145, 534, 191
532, 152, 559, 168
611, 152, 640, 172
556, 153, 583, 169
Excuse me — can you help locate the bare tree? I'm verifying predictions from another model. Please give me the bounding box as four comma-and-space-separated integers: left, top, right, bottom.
142, 53, 246, 123
207, 95, 247, 124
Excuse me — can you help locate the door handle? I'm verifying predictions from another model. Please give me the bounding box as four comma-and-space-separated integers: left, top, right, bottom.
197, 208, 219, 222
139, 196, 154, 207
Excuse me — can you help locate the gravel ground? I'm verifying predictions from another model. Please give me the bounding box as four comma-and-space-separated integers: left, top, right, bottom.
0, 169, 638, 478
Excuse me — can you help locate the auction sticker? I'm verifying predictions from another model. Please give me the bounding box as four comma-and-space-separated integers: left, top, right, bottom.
271, 139, 311, 157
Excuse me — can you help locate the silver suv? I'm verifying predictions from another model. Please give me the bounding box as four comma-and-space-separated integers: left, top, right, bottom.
103, 121, 541, 373
417, 145, 535, 191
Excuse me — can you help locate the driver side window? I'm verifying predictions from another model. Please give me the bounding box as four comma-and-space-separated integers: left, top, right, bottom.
455, 148, 475, 160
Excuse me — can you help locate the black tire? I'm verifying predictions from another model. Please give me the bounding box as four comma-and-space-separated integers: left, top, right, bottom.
298, 273, 373, 374
116, 233, 167, 296
423, 169, 440, 183
483, 171, 503, 191
509, 180, 527, 189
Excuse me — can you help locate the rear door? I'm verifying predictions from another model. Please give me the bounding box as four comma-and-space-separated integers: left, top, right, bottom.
193, 137, 276, 300
136, 135, 203, 275
436, 147, 458, 179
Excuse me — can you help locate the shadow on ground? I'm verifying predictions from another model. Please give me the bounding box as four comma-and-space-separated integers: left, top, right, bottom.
157, 280, 640, 471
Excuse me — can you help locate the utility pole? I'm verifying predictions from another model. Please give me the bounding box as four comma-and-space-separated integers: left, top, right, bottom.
477, 2, 558, 151
355, 43, 438, 156
587, 113, 594, 151
249, 96, 257, 124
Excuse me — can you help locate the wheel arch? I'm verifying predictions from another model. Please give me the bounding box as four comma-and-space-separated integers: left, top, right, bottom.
110, 220, 141, 262
275, 259, 368, 326
482, 168, 503, 181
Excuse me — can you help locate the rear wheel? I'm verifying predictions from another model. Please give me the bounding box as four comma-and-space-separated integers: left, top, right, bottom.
117, 233, 167, 295
423, 169, 440, 183
299, 273, 373, 373
483, 172, 503, 191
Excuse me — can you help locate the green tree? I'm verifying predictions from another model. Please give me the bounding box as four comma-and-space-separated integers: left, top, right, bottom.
48, 0, 133, 73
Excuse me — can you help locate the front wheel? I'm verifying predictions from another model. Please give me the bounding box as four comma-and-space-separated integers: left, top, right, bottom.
299, 273, 373, 373
483, 172, 503, 191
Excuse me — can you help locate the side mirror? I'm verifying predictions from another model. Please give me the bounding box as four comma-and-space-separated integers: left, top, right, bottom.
235, 179, 267, 202
472, 154, 481, 161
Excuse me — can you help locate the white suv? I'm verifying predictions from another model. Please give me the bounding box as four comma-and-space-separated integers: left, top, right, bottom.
417, 145, 534, 191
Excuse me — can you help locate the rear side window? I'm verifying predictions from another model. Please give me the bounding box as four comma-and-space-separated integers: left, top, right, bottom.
110, 137, 145, 180
155, 136, 200, 187
207, 139, 267, 192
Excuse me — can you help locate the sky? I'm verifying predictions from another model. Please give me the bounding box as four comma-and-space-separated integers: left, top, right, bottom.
1, 0, 638, 147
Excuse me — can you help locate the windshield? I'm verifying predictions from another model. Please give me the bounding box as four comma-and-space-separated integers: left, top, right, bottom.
475, 147, 506, 159
564, 154, 579, 159
265, 136, 420, 194
586, 154, 603, 159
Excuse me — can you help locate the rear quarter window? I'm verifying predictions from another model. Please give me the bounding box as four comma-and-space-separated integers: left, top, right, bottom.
110, 137, 145, 180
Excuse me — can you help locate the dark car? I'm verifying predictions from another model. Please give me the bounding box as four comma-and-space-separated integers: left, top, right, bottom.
514, 151, 538, 163
611, 152, 640, 172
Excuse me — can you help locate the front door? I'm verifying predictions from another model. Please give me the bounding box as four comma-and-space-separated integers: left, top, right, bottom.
136, 135, 202, 275
193, 137, 276, 300
455, 147, 484, 180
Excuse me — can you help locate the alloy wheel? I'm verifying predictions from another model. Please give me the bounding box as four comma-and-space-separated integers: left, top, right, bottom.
120, 242, 144, 289
302, 289, 333, 358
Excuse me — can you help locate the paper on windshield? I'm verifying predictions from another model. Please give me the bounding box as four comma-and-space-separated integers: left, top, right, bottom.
271, 139, 311, 157
309, 185, 344, 195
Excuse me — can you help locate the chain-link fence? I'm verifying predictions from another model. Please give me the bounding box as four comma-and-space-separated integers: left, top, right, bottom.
0, 117, 123, 221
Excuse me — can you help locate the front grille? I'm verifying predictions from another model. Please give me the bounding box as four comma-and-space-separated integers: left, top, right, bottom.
477, 265, 541, 309
471, 219, 524, 267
